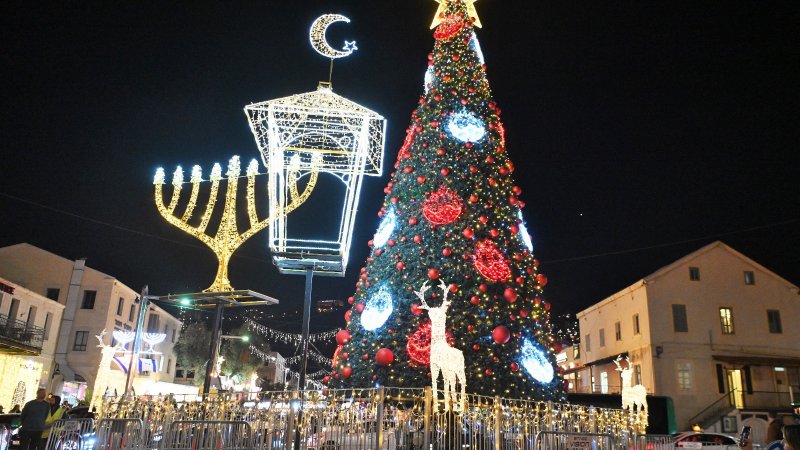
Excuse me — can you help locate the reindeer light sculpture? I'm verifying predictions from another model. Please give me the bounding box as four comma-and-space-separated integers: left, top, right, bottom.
614, 355, 648, 413
414, 280, 466, 412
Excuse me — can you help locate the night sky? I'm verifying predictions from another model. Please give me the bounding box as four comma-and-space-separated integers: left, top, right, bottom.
2, 1, 798, 337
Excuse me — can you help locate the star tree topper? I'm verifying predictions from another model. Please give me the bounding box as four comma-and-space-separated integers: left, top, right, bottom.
431, 0, 483, 29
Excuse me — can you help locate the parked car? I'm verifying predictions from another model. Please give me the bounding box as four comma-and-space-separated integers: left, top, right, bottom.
675, 432, 738, 450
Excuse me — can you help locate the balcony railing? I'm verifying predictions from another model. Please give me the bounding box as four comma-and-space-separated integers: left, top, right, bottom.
0, 312, 44, 354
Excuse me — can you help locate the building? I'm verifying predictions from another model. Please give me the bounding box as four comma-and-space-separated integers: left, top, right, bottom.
574, 241, 800, 437
0, 276, 65, 409
0, 243, 184, 405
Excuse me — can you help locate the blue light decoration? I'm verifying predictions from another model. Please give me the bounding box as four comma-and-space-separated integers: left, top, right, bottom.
517, 211, 534, 251
361, 284, 393, 331
447, 110, 486, 142
424, 66, 435, 94
520, 338, 554, 383
373, 209, 396, 248
470, 32, 485, 64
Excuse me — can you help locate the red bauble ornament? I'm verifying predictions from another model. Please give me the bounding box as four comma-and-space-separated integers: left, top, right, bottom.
536, 273, 549, 286
341, 367, 352, 378
485, 369, 493, 376
422, 186, 463, 225
411, 303, 424, 316
427, 268, 441, 280
348, 296, 355, 305
510, 362, 520, 372
336, 330, 351, 346
474, 239, 512, 282
492, 325, 511, 344
376, 348, 395, 366
417, 176, 426, 184
463, 227, 475, 239
344, 310, 352, 322
409, 217, 418, 225
442, 248, 452, 257
433, 15, 465, 41
323, 375, 330, 383
406, 320, 455, 366
470, 295, 480, 305
503, 288, 518, 303
355, 303, 365, 313
396, 262, 406, 270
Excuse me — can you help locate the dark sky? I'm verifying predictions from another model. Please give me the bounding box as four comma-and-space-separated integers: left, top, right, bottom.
2, 1, 798, 335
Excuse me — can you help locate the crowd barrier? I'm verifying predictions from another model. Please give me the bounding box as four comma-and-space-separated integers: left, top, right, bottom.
97, 387, 648, 450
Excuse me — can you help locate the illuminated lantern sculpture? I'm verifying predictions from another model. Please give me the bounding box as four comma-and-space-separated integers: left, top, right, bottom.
244, 15, 386, 389
246, 82, 385, 275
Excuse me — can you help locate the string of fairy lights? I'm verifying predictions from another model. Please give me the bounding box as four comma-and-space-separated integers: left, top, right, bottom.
245, 317, 340, 344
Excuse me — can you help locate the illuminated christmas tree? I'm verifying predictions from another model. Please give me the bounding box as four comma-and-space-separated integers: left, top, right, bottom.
328, 0, 565, 400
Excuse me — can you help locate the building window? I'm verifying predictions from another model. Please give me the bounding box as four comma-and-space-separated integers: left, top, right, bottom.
599, 329, 605, 347
73, 331, 89, 351
45, 288, 60, 301
81, 290, 97, 309
719, 307, 735, 334
147, 314, 160, 332
116, 297, 124, 316
677, 362, 692, 390
43, 313, 53, 341
744, 271, 755, 285
689, 267, 700, 281
600, 372, 609, 394
585, 334, 591, 352
633, 314, 640, 335
767, 310, 782, 334
171, 328, 177, 343
167, 358, 172, 374
615, 322, 622, 341
129, 304, 136, 322
634, 364, 643, 386
672, 304, 688, 332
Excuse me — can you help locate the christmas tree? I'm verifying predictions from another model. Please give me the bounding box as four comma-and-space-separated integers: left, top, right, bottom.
328, 0, 565, 400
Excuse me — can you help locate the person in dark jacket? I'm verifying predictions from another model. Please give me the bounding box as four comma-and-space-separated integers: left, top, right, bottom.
20, 388, 50, 450
767, 411, 783, 443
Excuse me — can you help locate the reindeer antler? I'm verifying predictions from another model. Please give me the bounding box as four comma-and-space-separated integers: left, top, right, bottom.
413, 281, 432, 310
613, 355, 624, 371
437, 279, 451, 307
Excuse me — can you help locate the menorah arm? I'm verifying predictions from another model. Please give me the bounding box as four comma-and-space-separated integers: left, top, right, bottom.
154, 183, 215, 248
196, 178, 221, 233
181, 179, 201, 221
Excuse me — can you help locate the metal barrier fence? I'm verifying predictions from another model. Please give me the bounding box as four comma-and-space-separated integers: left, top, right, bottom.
101, 387, 647, 450
161, 421, 252, 450
44, 418, 96, 450
534, 431, 616, 450
95, 418, 145, 450
632, 434, 675, 450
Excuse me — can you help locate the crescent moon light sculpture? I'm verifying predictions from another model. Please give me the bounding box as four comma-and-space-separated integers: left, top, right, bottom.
310, 14, 357, 59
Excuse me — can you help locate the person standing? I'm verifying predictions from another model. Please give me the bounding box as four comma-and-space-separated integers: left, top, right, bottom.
768, 411, 784, 443
40, 395, 65, 449
19, 388, 50, 450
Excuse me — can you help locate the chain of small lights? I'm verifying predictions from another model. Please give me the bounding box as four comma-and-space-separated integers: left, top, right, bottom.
154, 156, 319, 292
249, 344, 332, 368
245, 318, 339, 344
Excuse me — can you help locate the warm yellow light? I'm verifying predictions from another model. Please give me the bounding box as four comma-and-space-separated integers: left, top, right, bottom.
155, 156, 319, 292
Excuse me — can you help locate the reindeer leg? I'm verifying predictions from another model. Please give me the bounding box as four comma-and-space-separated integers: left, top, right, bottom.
431, 364, 441, 412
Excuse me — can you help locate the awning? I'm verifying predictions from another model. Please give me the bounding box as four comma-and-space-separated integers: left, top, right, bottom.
712, 355, 800, 367
583, 352, 629, 367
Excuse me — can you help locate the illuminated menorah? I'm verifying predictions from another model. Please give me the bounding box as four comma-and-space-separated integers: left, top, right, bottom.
154, 155, 319, 292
